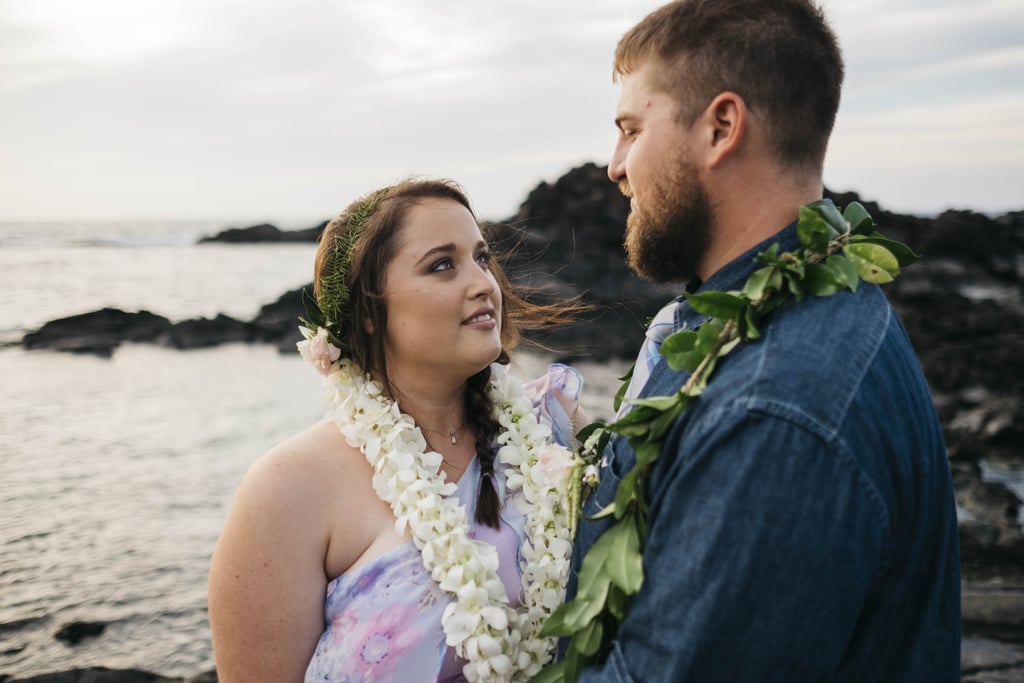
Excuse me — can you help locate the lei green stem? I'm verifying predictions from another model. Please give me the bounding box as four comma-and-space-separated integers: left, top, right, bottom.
531, 201, 918, 683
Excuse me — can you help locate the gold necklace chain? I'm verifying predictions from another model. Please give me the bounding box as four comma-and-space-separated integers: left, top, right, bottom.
421, 432, 470, 472
420, 422, 466, 445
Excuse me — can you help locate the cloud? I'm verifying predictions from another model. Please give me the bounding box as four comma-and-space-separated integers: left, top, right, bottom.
0, 0, 1019, 221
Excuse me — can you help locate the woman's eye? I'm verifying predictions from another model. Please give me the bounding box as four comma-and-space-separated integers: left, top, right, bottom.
429, 258, 453, 273
476, 251, 491, 267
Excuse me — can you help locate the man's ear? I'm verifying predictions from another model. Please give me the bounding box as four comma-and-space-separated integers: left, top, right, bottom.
698, 91, 748, 169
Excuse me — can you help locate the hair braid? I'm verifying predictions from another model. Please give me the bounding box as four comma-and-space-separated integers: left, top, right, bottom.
465, 367, 501, 529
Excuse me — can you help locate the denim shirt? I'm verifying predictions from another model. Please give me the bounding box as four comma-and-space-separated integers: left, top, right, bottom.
569, 221, 961, 682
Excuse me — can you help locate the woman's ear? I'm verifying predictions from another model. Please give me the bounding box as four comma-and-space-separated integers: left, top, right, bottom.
364, 319, 375, 334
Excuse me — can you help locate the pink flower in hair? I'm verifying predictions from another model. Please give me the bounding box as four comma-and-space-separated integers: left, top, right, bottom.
297, 326, 341, 375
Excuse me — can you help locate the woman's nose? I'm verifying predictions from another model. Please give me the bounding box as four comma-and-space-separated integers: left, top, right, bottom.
469, 263, 497, 297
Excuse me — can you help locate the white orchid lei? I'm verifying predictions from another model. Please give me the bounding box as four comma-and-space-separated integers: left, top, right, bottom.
309, 343, 575, 682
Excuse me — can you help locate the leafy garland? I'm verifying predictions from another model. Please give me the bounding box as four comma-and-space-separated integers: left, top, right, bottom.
301, 188, 391, 354
531, 201, 918, 682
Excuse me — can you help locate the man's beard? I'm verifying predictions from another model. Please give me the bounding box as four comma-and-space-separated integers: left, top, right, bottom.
622, 156, 712, 284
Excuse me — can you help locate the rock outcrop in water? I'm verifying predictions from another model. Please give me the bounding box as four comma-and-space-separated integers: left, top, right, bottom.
0, 667, 216, 682
197, 221, 325, 243
19, 302, 304, 357
53, 621, 106, 645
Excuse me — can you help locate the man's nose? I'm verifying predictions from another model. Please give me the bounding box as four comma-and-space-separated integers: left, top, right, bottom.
608, 143, 626, 183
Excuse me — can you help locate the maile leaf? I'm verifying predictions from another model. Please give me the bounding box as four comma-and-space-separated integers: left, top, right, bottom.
540, 596, 592, 637
851, 234, 920, 267
778, 255, 805, 279
846, 242, 899, 284
606, 585, 628, 621
635, 503, 648, 543
754, 242, 780, 265
742, 266, 777, 301
782, 272, 803, 299
609, 403, 660, 433
607, 419, 650, 438
797, 206, 835, 252
588, 502, 617, 520
741, 305, 761, 340
629, 395, 684, 411
562, 643, 582, 682
614, 468, 640, 518
546, 561, 610, 633
575, 422, 603, 444
605, 515, 644, 593
687, 354, 719, 394
718, 335, 741, 358
575, 617, 605, 657
662, 331, 703, 371
685, 291, 746, 318
648, 395, 688, 441
633, 440, 661, 467
843, 201, 874, 236
824, 254, 860, 292
804, 199, 846, 236
803, 262, 840, 297
694, 318, 726, 357
612, 364, 634, 412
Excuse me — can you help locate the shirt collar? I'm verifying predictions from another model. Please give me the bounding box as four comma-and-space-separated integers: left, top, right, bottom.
673, 216, 806, 328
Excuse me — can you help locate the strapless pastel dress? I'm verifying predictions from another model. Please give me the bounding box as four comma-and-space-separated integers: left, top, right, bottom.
304, 364, 581, 683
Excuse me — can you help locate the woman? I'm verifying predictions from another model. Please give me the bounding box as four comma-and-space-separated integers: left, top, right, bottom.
208, 179, 586, 682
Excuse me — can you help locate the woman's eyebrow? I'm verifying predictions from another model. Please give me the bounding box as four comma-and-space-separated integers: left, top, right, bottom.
414, 243, 455, 267
414, 240, 487, 266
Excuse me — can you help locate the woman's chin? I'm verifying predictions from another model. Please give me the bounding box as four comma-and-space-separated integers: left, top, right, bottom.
468, 346, 503, 374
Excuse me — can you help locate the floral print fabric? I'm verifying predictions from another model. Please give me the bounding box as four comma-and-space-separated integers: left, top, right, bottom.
304, 458, 525, 683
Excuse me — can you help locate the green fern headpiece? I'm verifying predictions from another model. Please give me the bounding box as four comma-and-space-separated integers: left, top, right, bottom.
300, 187, 390, 353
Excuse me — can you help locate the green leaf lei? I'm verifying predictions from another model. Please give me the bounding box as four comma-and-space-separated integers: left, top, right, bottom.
531, 201, 918, 682
300, 188, 391, 353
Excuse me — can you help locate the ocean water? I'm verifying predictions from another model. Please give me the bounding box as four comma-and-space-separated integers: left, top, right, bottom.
0, 221, 316, 345
0, 222, 624, 678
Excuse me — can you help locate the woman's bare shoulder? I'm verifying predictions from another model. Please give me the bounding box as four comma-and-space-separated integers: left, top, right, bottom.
209, 421, 361, 680
235, 420, 369, 516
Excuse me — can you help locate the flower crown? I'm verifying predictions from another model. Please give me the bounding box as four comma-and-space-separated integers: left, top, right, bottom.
298, 187, 390, 374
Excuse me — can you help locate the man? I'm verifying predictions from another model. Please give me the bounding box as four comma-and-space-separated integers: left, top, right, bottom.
567, 1, 961, 680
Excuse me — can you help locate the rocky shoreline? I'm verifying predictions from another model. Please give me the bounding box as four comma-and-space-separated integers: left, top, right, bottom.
0, 668, 216, 682
15, 163, 1024, 681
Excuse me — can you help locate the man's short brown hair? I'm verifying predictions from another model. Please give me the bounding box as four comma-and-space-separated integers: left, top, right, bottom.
614, 0, 843, 170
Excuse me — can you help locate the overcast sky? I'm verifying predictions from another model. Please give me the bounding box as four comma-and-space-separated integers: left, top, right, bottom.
1, 0, 1022, 225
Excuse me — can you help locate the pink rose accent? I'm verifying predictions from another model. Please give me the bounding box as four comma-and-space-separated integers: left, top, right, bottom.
310, 328, 341, 374
538, 444, 575, 486
298, 326, 341, 375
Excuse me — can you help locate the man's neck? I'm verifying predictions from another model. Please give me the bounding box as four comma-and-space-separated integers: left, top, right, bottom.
699, 166, 823, 280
